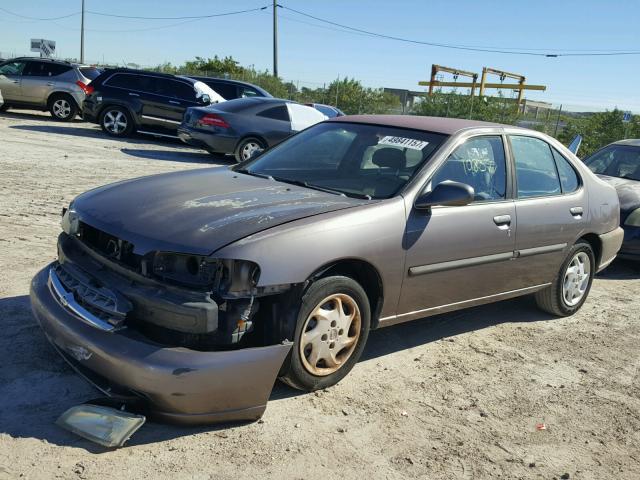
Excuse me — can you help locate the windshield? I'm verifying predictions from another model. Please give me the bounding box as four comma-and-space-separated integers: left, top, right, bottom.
236, 122, 447, 199
584, 144, 640, 181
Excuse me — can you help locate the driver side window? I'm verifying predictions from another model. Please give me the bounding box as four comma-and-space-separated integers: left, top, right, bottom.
429, 136, 507, 202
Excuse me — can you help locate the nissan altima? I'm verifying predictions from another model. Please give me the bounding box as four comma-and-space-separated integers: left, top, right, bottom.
30, 115, 623, 427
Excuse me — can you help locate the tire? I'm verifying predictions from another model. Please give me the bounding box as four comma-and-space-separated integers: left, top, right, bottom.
535, 240, 596, 316
234, 137, 265, 162
99, 106, 134, 137
280, 276, 371, 391
48, 94, 77, 121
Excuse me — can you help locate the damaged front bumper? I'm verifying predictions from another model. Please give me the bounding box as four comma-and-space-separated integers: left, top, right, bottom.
30, 265, 292, 425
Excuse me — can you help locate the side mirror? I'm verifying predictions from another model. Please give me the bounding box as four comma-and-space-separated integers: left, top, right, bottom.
200, 94, 211, 105
414, 181, 475, 210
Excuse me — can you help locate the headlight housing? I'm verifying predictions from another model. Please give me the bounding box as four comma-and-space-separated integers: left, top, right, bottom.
61, 203, 79, 236
624, 208, 640, 227
151, 253, 260, 296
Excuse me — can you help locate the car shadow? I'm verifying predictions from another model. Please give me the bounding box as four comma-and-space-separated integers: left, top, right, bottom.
120, 148, 230, 164
10, 123, 188, 146
0, 288, 558, 451
0, 110, 85, 123
595, 259, 640, 280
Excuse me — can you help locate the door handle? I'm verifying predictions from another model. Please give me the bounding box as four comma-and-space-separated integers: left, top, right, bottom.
570, 207, 583, 217
11, 80, 19, 84
47, 82, 55, 86
128, 92, 140, 97
493, 214, 512, 226
169, 100, 180, 105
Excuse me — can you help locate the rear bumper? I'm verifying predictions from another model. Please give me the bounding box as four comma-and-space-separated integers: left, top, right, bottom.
177, 126, 238, 154
598, 226, 625, 271
618, 225, 640, 261
30, 265, 291, 425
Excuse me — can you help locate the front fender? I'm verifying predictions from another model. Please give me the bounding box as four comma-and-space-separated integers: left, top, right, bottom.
213, 197, 407, 320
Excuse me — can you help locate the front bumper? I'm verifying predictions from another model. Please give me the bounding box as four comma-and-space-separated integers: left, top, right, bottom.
30, 265, 291, 425
177, 126, 238, 154
597, 226, 625, 271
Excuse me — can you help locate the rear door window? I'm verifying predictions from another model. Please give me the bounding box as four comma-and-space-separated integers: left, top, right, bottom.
257, 105, 290, 122
24, 62, 73, 77
430, 136, 507, 202
551, 148, 580, 193
154, 78, 195, 101
105, 73, 157, 94
510, 136, 562, 199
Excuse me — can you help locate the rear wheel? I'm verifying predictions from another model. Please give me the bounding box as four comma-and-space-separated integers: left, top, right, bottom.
280, 276, 371, 391
49, 94, 77, 121
100, 106, 133, 137
535, 240, 595, 316
234, 137, 265, 162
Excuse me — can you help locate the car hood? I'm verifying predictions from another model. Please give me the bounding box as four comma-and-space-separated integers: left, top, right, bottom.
72, 167, 362, 256
596, 174, 640, 213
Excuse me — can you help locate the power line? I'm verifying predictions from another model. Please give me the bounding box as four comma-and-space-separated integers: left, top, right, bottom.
278, 3, 640, 57
0, 6, 79, 20
86, 5, 269, 20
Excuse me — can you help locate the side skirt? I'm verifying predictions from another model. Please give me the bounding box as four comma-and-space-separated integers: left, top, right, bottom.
377, 283, 551, 327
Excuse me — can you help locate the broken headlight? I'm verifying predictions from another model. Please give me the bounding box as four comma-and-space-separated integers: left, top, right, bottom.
151, 253, 260, 296
61, 202, 79, 236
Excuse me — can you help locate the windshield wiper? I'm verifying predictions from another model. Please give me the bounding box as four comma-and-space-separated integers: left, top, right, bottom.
271, 176, 372, 200
235, 168, 273, 180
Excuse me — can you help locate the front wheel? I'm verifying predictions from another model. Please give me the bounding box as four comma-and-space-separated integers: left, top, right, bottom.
49, 94, 77, 121
535, 240, 595, 316
100, 107, 133, 137
234, 137, 265, 162
280, 276, 371, 391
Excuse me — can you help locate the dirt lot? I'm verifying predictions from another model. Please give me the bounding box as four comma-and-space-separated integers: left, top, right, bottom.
0, 110, 639, 480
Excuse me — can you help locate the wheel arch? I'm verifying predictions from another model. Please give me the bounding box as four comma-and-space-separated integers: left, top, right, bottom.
578, 233, 602, 267
310, 258, 384, 329
46, 91, 79, 109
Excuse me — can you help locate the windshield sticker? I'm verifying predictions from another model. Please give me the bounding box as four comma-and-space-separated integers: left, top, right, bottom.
378, 136, 429, 150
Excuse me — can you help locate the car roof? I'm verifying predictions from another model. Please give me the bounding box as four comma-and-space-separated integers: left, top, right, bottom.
328, 115, 508, 134
99, 68, 197, 84
6, 56, 73, 66
611, 139, 640, 147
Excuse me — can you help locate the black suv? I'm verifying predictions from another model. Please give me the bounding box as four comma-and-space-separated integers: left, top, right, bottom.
82, 69, 220, 137
188, 76, 272, 100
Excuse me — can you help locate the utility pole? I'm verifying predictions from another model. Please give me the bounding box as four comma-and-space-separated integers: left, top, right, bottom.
80, 0, 85, 63
272, 0, 278, 77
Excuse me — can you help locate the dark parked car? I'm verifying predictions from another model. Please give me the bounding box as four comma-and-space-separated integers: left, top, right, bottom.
0, 57, 101, 120
306, 103, 345, 118
178, 97, 326, 161
31, 116, 623, 437
188, 76, 271, 100
583, 139, 640, 260
82, 69, 224, 137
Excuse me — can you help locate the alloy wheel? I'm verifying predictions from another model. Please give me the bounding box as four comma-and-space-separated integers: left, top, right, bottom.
52, 99, 71, 119
562, 251, 591, 306
299, 293, 362, 376
103, 110, 128, 134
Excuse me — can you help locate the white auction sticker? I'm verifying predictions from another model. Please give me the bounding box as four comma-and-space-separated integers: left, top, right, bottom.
378, 136, 429, 150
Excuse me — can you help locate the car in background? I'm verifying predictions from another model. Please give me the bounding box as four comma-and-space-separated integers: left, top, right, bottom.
82, 69, 224, 138
188, 76, 272, 100
583, 139, 640, 260
0, 57, 101, 121
305, 103, 344, 118
31, 116, 623, 429
178, 97, 327, 161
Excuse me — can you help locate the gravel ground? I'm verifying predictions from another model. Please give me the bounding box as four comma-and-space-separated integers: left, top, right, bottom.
0, 110, 639, 480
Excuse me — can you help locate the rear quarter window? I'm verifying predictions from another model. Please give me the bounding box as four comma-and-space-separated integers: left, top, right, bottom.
257, 105, 289, 121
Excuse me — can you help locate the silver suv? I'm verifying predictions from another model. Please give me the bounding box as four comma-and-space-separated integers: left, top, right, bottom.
0, 57, 100, 121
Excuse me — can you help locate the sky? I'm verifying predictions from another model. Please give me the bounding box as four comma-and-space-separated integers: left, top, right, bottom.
1, 0, 639, 112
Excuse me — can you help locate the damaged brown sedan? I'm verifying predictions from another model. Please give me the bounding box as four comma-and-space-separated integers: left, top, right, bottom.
31, 116, 623, 429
